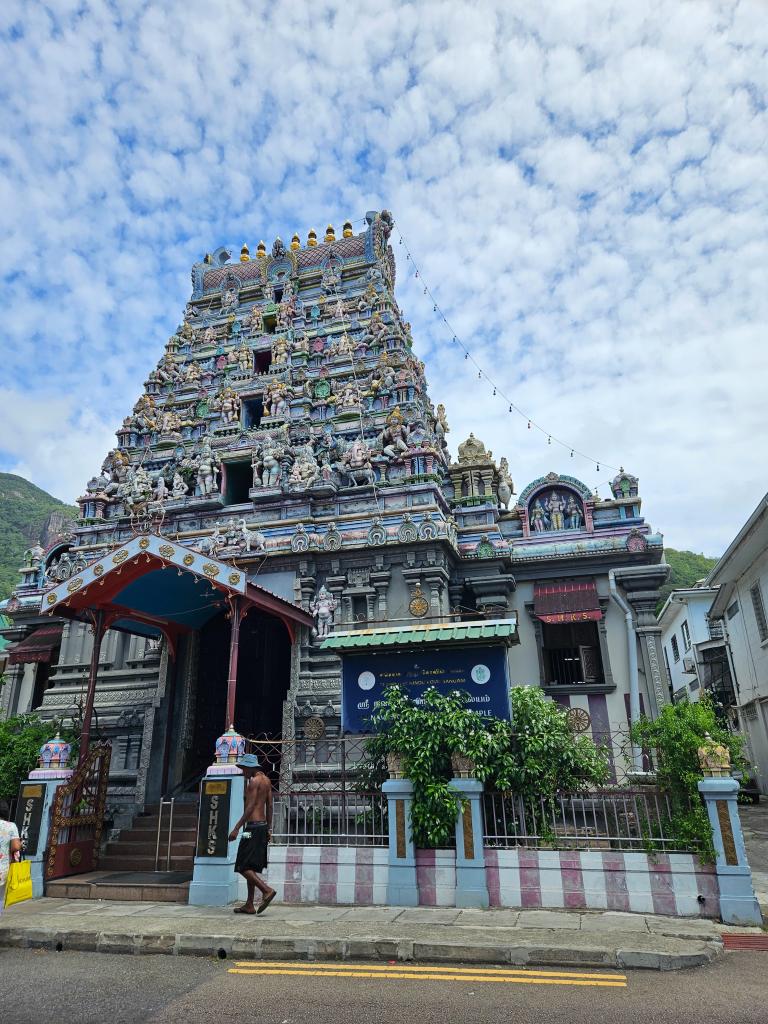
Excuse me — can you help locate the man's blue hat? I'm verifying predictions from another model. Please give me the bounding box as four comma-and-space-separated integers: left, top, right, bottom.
236, 753, 260, 769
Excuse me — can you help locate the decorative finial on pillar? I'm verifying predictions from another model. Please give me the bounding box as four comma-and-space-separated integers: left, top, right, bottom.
256, 240, 267, 259
307, 228, 318, 247
324, 224, 336, 243
240, 243, 250, 262
30, 732, 73, 780
343, 220, 353, 238
698, 733, 732, 777
290, 232, 301, 250
210, 725, 246, 775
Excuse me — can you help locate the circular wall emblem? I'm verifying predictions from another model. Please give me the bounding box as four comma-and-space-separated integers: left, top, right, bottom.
471, 664, 491, 685
69, 848, 83, 866
358, 671, 376, 691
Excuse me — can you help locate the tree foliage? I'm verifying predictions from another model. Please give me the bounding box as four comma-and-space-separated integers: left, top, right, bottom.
0, 714, 78, 803
357, 686, 609, 848
657, 547, 719, 613
0, 473, 78, 600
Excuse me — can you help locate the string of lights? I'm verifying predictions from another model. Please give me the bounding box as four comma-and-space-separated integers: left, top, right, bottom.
391, 223, 622, 477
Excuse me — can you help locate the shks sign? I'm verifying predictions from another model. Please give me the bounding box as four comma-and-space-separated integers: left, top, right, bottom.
341, 646, 511, 733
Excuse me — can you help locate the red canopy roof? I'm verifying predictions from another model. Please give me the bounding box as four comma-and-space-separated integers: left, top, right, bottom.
8, 624, 64, 664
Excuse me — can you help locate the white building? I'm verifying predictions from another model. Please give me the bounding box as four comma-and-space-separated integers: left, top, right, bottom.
657, 585, 736, 711
707, 493, 768, 794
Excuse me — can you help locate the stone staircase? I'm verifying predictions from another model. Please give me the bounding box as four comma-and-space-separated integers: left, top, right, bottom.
46, 800, 199, 903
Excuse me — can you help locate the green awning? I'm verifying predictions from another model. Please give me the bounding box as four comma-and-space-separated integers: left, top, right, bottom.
321, 616, 518, 650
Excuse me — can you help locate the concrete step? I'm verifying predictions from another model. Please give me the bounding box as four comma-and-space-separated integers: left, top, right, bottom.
121, 824, 198, 841
46, 871, 191, 903
103, 840, 196, 860
98, 854, 194, 872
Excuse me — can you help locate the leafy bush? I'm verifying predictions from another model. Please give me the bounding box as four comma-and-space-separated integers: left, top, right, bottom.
630, 697, 745, 859
0, 714, 78, 803
357, 685, 610, 848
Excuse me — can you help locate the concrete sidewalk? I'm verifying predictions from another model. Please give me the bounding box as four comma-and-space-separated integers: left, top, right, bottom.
0, 898, 755, 971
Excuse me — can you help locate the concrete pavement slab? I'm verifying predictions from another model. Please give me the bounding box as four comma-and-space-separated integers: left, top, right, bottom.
396, 909, 462, 924
517, 909, 581, 929
580, 912, 649, 931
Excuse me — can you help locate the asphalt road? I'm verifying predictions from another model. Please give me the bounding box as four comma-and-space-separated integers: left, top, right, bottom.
0, 949, 766, 1024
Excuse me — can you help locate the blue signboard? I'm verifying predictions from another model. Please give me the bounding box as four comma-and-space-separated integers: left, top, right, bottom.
341, 645, 511, 733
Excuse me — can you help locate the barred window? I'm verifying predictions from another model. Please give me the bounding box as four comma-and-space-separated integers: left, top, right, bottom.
750, 582, 768, 643
681, 620, 691, 651
670, 635, 680, 663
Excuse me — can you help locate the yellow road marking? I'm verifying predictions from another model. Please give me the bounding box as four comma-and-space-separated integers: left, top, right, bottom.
228, 967, 626, 988
233, 960, 625, 982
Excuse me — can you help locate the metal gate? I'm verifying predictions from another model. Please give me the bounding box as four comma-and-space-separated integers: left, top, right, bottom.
46, 743, 112, 880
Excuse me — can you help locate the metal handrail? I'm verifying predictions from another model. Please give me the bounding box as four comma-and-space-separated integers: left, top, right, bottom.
154, 797, 175, 871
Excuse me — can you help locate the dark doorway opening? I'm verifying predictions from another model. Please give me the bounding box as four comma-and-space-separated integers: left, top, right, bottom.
243, 397, 264, 429
254, 350, 272, 374
188, 610, 291, 781
542, 621, 603, 686
224, 460, 252, 505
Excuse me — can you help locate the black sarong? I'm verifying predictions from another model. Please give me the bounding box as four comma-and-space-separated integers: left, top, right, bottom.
235, 821, 269, 874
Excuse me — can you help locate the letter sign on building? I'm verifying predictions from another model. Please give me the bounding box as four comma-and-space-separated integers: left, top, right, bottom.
196, 779, 232, 857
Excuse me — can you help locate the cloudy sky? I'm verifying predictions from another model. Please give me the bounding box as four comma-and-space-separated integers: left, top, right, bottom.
1, 0, 766, 555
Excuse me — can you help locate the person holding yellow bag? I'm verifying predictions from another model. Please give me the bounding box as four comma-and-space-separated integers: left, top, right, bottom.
0, 799, 23, 912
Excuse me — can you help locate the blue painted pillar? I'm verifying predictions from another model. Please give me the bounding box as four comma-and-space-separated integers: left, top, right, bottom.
449, 778, 489, 908
188, 773, 245, 906
698, 777, 762, 926
383, 779, 419, 906
16, 775, 72, 898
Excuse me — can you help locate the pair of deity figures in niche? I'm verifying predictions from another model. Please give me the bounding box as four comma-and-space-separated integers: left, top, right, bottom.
530, 490, 584, 533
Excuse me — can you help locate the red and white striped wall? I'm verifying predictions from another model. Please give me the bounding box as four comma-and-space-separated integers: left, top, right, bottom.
484, 848, 719, 918
259, 846, 389, 905
239, 844, 718, 918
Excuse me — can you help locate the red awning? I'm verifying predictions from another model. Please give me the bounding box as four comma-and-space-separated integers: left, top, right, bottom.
8, 624, 63, 665
534, 581, 602, 624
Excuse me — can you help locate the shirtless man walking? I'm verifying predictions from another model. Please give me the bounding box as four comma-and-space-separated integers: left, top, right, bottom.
229, 753, 276, 915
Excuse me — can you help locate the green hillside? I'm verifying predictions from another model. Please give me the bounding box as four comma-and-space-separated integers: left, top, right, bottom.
658, 547, 719, 611
0, 473, 78, 599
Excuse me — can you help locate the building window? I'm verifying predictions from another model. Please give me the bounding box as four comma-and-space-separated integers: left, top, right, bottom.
750, 582, 768, 643
541, 621, 603, 686
726, 600, 739, 620
670, 635, 680, 662
681, 620, 691, 651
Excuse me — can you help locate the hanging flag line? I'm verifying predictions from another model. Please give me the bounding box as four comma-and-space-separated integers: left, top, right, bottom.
391, 223, 622, 476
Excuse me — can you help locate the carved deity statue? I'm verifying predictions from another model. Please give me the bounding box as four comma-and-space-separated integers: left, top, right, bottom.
235, 341, 252, 372
530, 499, 547, 533
343, 437, 375, 487
435, 403, 449, 448
566, 496, 583, 530
171, 471, 189, 498
311, 585, 338, 638
379, 407, 409, 460
218, 386, 241, 425
497, 457, 514, 510
153, 473, 169, 502
289, 447, 320, 490
547, 491, 566, 531
252, 437, 283, 489
248, 305, 263, 334
196, 438, 220, 496
272, 335, 290, 365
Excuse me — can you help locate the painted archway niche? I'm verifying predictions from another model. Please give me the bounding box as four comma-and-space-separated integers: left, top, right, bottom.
516, 473, 595, 539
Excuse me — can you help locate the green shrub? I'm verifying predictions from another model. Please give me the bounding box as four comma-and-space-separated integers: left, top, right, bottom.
630, 696, 745, 859
357, 685, 609, 848
0, 714, 78, 803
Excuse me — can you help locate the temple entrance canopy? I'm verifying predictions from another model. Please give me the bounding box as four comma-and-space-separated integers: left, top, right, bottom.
41, 533, 313, 769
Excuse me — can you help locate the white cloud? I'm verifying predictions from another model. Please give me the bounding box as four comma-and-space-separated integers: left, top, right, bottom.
0, 0, 766, 554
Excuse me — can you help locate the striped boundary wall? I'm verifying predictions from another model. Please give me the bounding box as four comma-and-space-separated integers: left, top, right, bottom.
252, 844, 719, 918
262, 846, 389, 905
485, 849, 720, 918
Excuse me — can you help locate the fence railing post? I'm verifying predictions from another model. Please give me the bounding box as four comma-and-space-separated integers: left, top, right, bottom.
449, 777, 489, 908
382, 778, 418, 905
698, 776, 762, 926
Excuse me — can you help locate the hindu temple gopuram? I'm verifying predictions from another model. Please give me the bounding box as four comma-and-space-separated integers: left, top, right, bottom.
2, 210, 670, 831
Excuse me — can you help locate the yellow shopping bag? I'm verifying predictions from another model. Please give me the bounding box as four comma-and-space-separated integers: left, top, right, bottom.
3, 861, 33, 908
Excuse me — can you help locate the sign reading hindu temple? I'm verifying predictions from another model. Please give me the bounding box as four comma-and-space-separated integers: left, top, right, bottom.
15, 783, 45, 856
341, 645, 511, 733
196, 779, 232, 858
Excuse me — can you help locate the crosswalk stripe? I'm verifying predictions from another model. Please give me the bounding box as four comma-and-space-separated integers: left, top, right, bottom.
232, 961, 626, 982
228, 967, 627, 987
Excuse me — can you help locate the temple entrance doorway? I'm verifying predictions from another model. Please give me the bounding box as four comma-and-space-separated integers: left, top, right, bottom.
189, 609, 292, 782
